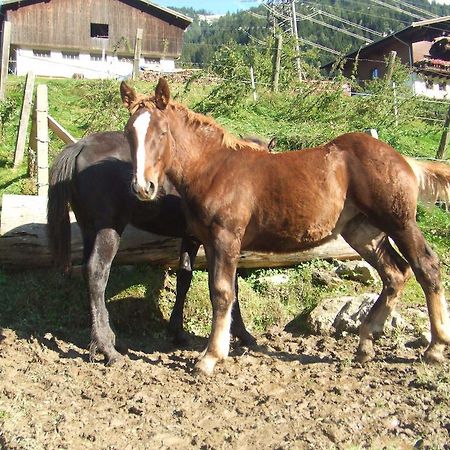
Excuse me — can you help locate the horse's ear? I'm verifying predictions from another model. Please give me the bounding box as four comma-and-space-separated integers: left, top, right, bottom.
268, 137, 277, 152
155, 78, 170, 110
120, 81, 137, 112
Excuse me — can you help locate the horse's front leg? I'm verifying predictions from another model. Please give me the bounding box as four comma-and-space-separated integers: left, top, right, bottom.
195, 231, 240, 376
84, 228, 122, 365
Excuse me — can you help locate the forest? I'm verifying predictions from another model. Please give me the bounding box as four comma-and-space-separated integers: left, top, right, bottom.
173, 1, 450, 67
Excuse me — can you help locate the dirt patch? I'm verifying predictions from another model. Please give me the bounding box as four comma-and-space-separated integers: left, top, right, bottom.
0, 320, 449, 450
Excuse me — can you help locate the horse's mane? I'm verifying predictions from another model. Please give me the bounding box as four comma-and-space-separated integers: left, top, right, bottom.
169, 102, 265, 152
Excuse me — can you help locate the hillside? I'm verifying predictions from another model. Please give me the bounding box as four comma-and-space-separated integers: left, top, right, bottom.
172, 1, 450, 67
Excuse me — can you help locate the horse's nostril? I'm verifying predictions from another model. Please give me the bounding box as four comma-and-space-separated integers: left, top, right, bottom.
145, 181, 155, 195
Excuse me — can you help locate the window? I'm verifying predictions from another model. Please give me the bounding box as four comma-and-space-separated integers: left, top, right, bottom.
33, 49, 50, 58
439, 82, 447, 91
371, 67, 379, 79
144, 57, 160, 65
118, 55, 132, 63
91, 23, 109, 39
90, 53, 103, 61
62, 51, 79, 60
425, 78, 434, 90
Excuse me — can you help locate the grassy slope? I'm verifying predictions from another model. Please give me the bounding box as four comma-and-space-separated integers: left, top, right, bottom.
0, 75, 449, 339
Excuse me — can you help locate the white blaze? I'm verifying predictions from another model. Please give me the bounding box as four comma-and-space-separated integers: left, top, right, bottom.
133, 111, 151, 189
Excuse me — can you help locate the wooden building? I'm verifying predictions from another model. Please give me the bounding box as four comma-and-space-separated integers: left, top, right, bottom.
0, 0, 192, 78
322, 16, 450, 99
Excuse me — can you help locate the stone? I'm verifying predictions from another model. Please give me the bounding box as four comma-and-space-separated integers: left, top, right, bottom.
307, 293, 404, 336
334, 260, 379, 284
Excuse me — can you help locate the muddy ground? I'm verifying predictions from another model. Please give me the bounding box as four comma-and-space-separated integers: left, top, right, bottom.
1, 316, 449, 450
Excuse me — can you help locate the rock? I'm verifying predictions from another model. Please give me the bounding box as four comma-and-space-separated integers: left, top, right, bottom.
307, 293, 404, 336
334, 261, 379, 284
257, 274, 290, 286
311, 270, 341, 288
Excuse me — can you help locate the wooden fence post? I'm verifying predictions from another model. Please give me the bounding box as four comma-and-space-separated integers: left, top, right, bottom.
272, 34, 282, 93
436, 102, 450, 160
14, 72, 35, 168
36, 84, 49, 197
385, 50, 397, 84
0, 21, 12, 101
133, 28, 143, 81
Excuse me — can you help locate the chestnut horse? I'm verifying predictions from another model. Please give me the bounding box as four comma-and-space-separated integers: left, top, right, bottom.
121, 78, 450, 375
47, 131, 259, 364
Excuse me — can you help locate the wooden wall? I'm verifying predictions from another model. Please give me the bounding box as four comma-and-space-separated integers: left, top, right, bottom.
4, 0, 189, 57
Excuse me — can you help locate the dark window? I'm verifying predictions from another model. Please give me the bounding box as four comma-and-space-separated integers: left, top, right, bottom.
33, 49, 50, 58
371, 67, 379, 79
62, 51, 79, 60
439, 82, 447, 91
91, 23, 109, 39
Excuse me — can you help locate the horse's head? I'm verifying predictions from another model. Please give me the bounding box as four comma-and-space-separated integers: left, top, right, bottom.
120, 78, 172, 201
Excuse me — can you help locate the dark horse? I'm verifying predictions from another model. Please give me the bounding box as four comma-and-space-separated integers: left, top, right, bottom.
121, 78, 450, 376
47, 131, 257, 365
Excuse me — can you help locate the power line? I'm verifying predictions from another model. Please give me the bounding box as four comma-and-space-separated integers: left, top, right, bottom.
390, 0, 438, 19
301, 3, 384, 37
296, 10, 374, 43
298, 37, 342, 55
369, 0, 426, 20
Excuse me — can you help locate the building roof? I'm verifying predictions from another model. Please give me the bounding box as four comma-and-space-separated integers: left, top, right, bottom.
1, 0, 193, 26
322, 16, 450, 70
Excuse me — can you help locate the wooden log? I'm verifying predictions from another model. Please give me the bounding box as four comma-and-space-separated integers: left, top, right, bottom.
0, 194, 359, 271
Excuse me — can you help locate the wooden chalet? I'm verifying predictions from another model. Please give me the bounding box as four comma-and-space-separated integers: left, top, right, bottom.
0, 0, 192, 78
322, 16, 450, 99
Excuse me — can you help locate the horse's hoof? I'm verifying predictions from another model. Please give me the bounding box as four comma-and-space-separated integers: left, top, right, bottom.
172, 331, 190, 347
234, 330, 257, 348
194, 355, 217, 377
423, 347, 445, 365
105, 352, 125, 367
355, 350, 374, 364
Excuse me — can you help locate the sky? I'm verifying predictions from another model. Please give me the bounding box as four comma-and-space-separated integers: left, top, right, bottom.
156, 0, 261, 15
155, 0, 450, 15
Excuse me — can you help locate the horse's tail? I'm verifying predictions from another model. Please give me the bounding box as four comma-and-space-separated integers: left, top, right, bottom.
405, 156, 450, 207
47, 140, 83, 273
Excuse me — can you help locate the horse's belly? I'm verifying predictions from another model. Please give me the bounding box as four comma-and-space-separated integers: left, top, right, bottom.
242, 219, 340, 253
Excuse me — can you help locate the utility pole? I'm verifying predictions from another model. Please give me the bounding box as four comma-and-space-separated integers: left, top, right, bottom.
291, 0, 302, 81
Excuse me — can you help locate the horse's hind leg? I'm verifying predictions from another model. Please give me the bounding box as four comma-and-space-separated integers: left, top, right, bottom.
390, 222, 450, 363
231, 276, 257, 347
84, 227, 122, 365
168, 237, 200, 345
341, 217, 412, 363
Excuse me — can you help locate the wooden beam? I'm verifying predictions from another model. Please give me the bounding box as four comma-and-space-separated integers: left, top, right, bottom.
0, 194, 359, 270
36, 85, 49, 197
133, 28, 143, 81
48, 115, 77, 144
14, 72, 36, 168
0, 21, 12, 101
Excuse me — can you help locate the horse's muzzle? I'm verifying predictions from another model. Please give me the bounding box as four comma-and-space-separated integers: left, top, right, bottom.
131, 179, 156, 201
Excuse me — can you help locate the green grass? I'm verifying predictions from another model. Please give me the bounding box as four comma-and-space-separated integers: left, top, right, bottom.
0, 74, 449, 340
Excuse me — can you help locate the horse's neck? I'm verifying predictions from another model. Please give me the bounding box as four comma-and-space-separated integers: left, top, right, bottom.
166, 108, 229, 190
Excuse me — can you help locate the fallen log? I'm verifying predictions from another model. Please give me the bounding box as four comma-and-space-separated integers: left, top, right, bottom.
0, 194, 359, 270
